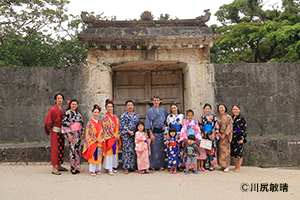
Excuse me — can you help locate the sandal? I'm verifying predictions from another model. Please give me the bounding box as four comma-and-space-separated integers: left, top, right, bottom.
150, 168, 155, 173
57, 167, 68, 172
159, 167, 165, 171
124, 169, 129, 175
138, 170, 145, 174
209, 167, 215, 171
108, 170, 114, 175
75, 169, 80, 174
145, 169, 150, 174
51, 171, 61, 175
71, 170, 76, 175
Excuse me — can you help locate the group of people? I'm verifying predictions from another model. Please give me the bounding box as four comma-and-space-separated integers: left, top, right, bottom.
45, 93, 247, 176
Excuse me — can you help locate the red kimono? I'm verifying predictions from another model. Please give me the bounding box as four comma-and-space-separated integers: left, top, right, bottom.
44, 104, 65, 165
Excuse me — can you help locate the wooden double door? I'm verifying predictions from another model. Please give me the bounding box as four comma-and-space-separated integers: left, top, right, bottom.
114, 70, 184, 121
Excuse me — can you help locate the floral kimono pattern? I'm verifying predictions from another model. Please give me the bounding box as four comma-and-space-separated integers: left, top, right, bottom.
231, 114, 247, 158
135, 131, 151, 170
180, 120, 202, 166
120, 111, 140, 170
62, 110, 84, 170
164, 136, 181, 168
199, 114, 219, 165
83, 119, 106, 164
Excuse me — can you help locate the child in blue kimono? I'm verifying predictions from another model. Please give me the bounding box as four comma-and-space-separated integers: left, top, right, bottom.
164, 127, 181, 174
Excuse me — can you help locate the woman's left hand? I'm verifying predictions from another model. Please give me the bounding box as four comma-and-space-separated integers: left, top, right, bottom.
238, 139, 243, 144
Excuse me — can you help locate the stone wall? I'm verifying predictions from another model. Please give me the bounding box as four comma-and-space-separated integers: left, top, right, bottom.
212, 62, 300, 137
0, 66, 88, 142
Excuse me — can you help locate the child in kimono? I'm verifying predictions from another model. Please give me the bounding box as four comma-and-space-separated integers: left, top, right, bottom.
135, 121, 151, 174
164, 127, 181, 174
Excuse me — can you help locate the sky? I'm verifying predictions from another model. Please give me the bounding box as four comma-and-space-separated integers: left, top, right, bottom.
65, 0, 281, 26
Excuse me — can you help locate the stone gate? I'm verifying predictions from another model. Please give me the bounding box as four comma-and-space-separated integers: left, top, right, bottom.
78, 10, 219, 120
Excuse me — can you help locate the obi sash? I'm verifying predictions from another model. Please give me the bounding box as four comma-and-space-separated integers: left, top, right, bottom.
233, 127, 241, 132
153, 127, 163, 134
70, 123, 82, 132
187, 129, 195, 136
52, 126, 61, 133
202, 124, 212, 132
170, 124, 181, 133
169, 142, 178, 146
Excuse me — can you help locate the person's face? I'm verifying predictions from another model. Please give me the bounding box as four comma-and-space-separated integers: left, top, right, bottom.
204, 106, 211, 115
126, 102, 134, 112
70, 101, 78, 111
232, 106, 240, 116
188, 139, 194, 145
171, 105, 178, 114
186, 112, 193, 121
153, 98, 161, 107
106, 104, 113, 114
170, 131, 176, 137
219, 105, 226, 114
92, 109, 100, 120
137, 124, 144, 132
55, 95, 63, 105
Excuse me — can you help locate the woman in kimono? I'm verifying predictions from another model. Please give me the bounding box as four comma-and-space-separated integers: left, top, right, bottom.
82, 105, 106, 176
180, 109, 202, 171
199, 103, 219, 171
102, 99, 121, 175
217, 104, 233, 173
231, 105, 247, 172
165, 103, 185, 135
62, 99, 84, 175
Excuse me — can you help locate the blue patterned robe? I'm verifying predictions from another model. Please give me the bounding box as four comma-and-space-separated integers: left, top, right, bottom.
145, 106, 168, 169
120, 111, 140, 169
164, 136, 181, 168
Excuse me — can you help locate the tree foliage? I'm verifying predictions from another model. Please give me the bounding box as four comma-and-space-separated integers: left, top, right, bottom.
211, 0, 300, 63
0, 0, 109, 67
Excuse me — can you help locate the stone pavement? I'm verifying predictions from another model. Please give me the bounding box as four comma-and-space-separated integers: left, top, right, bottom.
0, 163, 299, 200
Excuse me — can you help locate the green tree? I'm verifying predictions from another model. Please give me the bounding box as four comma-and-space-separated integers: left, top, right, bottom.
0, 0, 110, 67
211, 0, 300, 63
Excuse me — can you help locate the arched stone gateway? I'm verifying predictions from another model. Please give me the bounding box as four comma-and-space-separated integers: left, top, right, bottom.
78, 10, 219, 120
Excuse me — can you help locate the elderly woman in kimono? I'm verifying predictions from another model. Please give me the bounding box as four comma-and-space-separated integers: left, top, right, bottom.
217, 104, 233, 173
120, 100, 140, 174
62, 99, 84, 175
145, 96, 168, 172
102, 99, 121, 175
82, 105, 106, 176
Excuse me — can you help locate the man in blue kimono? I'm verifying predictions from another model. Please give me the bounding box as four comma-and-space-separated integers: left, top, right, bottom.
120, 100, 140, 174
145, 96, 168, 172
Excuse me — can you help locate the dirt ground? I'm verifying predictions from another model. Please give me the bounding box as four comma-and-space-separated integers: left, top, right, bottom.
0, 163, 299, 200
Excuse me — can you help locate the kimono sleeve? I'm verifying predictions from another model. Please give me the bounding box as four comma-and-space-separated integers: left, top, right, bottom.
61, 111, 71, 134
44, 108, 53, 135
145, 110, 152, 130
241, 117, 247, 143
180, 122, 188, 142
120, 113, 129, 135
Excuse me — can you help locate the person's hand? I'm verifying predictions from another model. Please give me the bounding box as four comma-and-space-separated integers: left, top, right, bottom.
209, 133, 215, 141
165, 140, 169, 145
150, 134, 155, 141
67, 133, 73, 141
162, 125, 165, 131
115, 135, 120, 140
220, 134, 226, 140
180, 152, 183, 156
128, 130, 134, 136
238, 139, 244, 144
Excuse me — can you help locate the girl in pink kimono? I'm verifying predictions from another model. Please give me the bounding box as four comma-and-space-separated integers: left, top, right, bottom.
135, 121, 151, 174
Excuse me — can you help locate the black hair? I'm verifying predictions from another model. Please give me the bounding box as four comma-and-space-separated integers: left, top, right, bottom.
232, 105, 240, 110
125, 100, 134, 106
135, 121, 145, 132
92, 104, 101, 112
186, 109, 194, 116
217, 104, 228, 113
105, 99, 114, 108
203, 103, 212, 110
152, 95, 160, 100
168, 127, 177, 137
67, 99, 79, 113
170, 103, 180, 114
187, 135, 196, 141
54, 93, 64, 100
